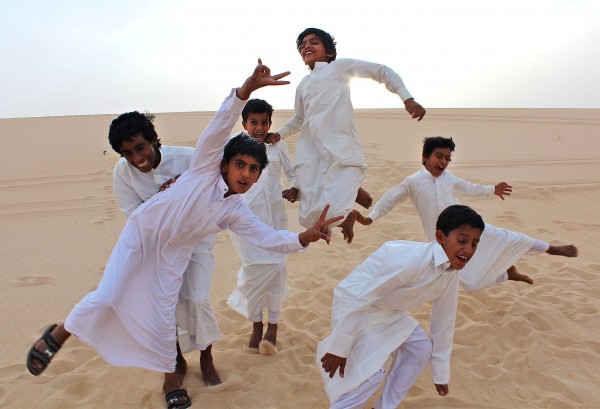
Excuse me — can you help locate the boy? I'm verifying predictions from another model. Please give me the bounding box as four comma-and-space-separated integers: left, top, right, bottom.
268, 28, 426, 243
26, 61, 343, 409
227, 99, 298, 355
318, 205, 484, 408
110, 111, 221, 385
355, 136, 577, 292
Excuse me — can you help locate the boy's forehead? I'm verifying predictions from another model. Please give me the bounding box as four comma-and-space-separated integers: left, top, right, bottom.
431, 147, 452, 156
246, 112, 271, 121
231, 153, 260, 165
302, 34, 321, 42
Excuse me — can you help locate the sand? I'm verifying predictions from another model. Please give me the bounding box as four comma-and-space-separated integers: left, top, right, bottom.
1, 107, 599, 408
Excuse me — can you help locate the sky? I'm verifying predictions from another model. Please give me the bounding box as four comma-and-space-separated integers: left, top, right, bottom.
1, 0, 599, 118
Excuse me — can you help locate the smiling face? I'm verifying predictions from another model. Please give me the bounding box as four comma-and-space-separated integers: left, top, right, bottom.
242, 112, 271, 143
423, 147, 452, 178
299, 34, 333, 69
120, 134, 160, 173
436, 225, 482, 270
220, 154, 261, 196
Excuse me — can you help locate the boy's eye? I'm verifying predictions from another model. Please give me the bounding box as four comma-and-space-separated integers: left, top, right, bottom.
250, 166, 260, 173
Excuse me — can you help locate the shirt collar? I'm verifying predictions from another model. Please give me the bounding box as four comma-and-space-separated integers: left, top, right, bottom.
310, 61, 329, 73
433, 242, 453, 271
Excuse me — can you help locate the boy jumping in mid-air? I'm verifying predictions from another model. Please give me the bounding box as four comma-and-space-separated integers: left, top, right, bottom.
355, 136, 577, 292
26, 60, 343, 409
318, 205, 484, 407
228, 99, 298, 355
268, 27, 426, 243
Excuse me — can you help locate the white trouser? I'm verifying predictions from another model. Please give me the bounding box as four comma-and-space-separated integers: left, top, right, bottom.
176, 252, 221, 352
330, 326, 432, 409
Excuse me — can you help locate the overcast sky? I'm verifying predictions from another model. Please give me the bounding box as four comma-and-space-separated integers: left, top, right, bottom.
1, 0, 599, 118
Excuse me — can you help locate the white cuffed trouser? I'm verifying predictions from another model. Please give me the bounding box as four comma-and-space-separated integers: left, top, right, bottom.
330, 326, 432, 409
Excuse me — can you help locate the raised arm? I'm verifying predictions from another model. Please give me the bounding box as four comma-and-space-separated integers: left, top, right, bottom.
189, 60, 290, 173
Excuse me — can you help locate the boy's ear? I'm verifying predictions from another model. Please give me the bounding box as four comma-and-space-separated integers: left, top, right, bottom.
435, 230, 445, 245
220, 159, 227, 174
242, 119, 247, 129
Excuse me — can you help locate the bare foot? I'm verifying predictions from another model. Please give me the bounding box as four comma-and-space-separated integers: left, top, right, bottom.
507, 265, 533, 285
356, 187, 373, 209
249, 321, 263, 350
339, 211, 356, 244
547, 245, 578, 257
200, 345, 222, 386
263, 323, 277, 346
259, 323, 278, 356
175, 341, 187, 385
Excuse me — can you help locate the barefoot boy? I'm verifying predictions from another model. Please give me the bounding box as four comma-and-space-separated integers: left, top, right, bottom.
318, 205, 484, 407
26, 61, 342, 409
355, 136, 578, 292
269, 27, 426, 243
227, 99, 298, 355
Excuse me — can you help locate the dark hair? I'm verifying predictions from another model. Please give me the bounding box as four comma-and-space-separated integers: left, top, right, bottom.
242, 99, 274, 121
108, 111, 161, 155
436, 205, 485, 236
223, 132, 269, 171
422, 136, 455, 164
296, 28, 337, 62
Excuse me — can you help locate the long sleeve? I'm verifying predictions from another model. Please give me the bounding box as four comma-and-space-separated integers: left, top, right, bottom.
189, 89, 247, 173
276, 141, 297, 188
429, 273, 460, 384
339, 58, 413, 102
276, 83, 305, 139
367, 179, 410, 222
327, 247, 421, 357
453, 177, 494, 197
229, 203, 304, 254
113, 162, 143, 217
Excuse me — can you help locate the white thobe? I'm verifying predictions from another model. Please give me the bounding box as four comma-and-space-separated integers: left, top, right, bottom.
368, 169, 547, 292
113, 146, 220, 351
65, 90, 305, 372
317, 241, 459, 403
228, 141, 297, 321
276, 58, 413, 228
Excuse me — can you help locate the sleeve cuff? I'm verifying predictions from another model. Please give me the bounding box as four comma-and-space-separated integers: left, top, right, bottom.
326, 328, 354, 358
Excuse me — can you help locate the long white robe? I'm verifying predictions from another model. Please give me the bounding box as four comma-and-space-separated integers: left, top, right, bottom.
368, 169, 544, 292
317, 241, 459, 403
64, 90, 305, 372
113, 145, 220, 351
276, 58, 413, 228
228, 141, 296, 321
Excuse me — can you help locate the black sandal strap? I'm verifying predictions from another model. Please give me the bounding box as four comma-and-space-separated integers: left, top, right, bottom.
42, 324, 61, 354
165, 389, 190, 409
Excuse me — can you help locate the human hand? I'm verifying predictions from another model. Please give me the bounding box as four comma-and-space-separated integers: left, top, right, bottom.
352, 209, 373, 225
320, 353, 347, 379
435, 383, 449, 396
404, 98, 426, 121
237, 59, 290, 100
494, 182, 512, 200
282, 187, 299, 203
264, 132, 281, 144
298, 204, 344, 246
158, 175, 181, 192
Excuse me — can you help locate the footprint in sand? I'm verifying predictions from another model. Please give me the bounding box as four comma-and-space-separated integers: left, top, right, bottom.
11, 276, 53, 287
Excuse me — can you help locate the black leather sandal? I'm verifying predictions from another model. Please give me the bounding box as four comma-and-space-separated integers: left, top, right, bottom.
26, 324, 62, 376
